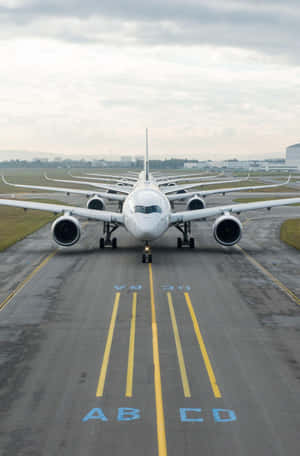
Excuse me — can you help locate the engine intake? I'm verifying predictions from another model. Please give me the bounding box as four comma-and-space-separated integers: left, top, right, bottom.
52, 215, 81, 247
186, 196, 206, 211
87, 196, 105, 211
213, 215, 242, 246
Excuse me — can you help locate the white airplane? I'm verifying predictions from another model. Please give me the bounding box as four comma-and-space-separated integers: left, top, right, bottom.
3, 173, 290, 214
43, 171, 249, 195
0, 131, 299, 262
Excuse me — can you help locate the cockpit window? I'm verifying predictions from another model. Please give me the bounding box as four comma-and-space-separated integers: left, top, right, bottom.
135, 205, 162, 214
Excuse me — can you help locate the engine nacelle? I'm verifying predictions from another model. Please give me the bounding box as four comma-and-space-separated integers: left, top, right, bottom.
87, 196, 106, 211
51, 215, 81, 247
213, 214, 242, 246
186, 196, 206, 211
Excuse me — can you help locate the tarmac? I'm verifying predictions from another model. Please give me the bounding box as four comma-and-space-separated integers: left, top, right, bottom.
0, 195, 300, 455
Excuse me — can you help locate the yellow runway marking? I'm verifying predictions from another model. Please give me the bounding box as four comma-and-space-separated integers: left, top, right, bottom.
167, 292, 191, 398
126, 292, 137, 397
0, 250, 58, 312
184, 292, 222, 399
149, 264, 167, 456
96, 292, 120, 397
0, 220, 89, 313
236, 245, 300, 306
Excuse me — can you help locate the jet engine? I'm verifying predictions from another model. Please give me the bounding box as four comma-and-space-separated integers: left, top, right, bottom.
213, 214, 242, 246
52, 215, 81, 247
186, 196, 206, 211
87, 196, 106, 211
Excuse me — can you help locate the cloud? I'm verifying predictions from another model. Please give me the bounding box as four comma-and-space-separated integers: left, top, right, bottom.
0, 1, 300, 61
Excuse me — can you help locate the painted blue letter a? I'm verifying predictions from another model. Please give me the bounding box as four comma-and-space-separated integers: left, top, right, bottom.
82, 408, 108, 422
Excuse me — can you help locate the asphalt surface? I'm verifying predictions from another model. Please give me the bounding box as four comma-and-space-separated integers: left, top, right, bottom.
1, 196, 300, 455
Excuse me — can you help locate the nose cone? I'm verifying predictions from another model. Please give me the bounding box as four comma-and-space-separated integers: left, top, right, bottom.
135, 218, 157, 240
134, 215, 166, 241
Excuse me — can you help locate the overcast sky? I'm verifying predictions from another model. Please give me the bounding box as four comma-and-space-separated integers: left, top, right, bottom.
0, 0, 300, 160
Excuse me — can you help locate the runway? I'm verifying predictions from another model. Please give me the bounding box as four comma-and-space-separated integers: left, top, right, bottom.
1, 199, 300, 455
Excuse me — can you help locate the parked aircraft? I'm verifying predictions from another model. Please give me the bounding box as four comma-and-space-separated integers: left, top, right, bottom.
0, 132, 299, 262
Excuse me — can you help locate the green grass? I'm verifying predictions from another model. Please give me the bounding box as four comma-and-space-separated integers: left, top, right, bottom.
0, 167, 120, 193
280, 219, 300, 250
0, 198, 72, 252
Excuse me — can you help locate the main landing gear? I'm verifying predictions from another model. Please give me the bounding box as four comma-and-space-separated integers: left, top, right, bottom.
175, 222, 195, 249
142, 243, 152, 263
99, 222, 119, 249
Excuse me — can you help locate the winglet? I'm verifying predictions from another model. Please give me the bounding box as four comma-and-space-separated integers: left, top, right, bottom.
2, 175, 8, 185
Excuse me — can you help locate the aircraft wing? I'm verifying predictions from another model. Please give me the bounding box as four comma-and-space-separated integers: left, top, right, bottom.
157, 173, 223, 185
170, 196, 300, 224
162, 176, 249, 194
0, 198, 124, 223
1, 176, 126, 202
44, 175, 131, 194
86, 173, 137, 181
70, 174, 135, 186
167, 176, 291, 201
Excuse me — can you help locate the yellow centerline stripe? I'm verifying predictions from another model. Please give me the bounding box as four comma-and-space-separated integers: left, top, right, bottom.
149, 264, 167, 456
236, 245, 300, 306
167, 292, 191, 398
96, 292, 120, 397
0, 250, 58, 312
126, 292, 137, 397
184, 292, 222, 398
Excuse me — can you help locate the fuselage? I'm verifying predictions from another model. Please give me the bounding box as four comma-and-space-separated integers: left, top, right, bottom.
123, 172, 171, 242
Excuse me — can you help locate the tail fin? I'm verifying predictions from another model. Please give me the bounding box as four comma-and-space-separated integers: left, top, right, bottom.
145, 128, 149, 181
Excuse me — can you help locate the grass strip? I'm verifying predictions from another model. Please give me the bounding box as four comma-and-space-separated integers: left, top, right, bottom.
280, 219, 300, 250
0, 198, 71, 251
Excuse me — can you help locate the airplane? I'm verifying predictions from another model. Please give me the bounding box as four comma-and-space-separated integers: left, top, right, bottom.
2, 174, 291, 214
1, 162, 251, 214
0, 131, 299, 263
2, 167, 253, 216
43, 171, 249, 196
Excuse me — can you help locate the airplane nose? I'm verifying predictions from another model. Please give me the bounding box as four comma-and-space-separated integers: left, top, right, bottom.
134, 218, 158, 240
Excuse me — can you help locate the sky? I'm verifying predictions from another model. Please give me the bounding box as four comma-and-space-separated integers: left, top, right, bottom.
0, 0, 300, 161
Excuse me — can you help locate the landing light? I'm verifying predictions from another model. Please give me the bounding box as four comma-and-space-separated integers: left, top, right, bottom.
145, 246, 150, 252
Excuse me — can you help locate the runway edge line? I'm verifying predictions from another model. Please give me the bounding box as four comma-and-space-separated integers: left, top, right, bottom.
236, 245, 300, 306
0, 250, 57, 312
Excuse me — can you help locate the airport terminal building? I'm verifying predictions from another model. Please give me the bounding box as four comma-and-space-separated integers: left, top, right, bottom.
286, 143, 300, 168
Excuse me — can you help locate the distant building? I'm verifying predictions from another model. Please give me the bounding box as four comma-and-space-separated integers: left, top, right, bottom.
286, 144, 300, 169
119, 155, 133, 167
184, 161, 199, 169
184, 161, 211, 169
224, 160, 250, 169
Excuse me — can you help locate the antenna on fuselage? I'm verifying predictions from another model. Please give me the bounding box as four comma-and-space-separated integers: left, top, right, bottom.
145, 128, 149, 182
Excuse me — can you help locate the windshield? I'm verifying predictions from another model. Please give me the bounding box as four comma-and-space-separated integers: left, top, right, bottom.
135, 205, 162, 214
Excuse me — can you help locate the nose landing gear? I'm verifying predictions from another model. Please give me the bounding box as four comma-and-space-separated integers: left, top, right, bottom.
142, 243, 152, 263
